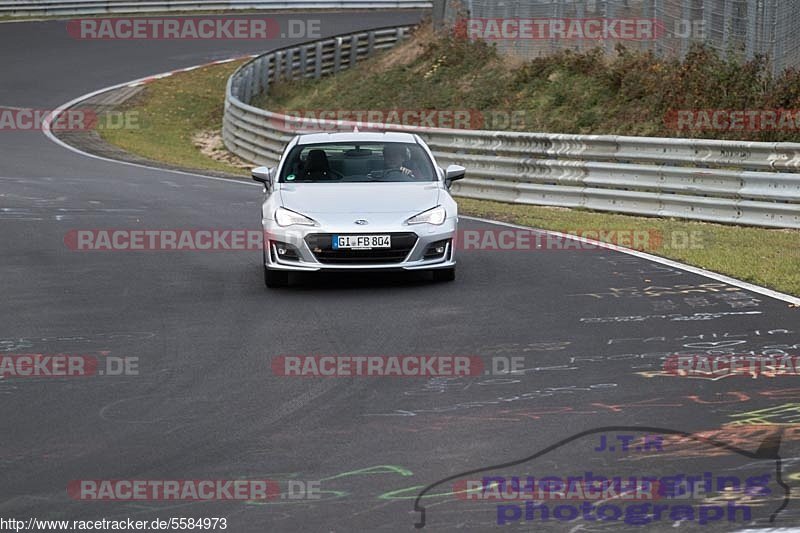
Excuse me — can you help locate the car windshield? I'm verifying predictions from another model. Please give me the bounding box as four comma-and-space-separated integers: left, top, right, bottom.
279, 142, 437, 183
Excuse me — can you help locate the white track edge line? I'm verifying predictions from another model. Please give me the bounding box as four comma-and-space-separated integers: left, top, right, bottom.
42, 60, 800, 306
42, 56, 261, 187
462, 215, 800, 306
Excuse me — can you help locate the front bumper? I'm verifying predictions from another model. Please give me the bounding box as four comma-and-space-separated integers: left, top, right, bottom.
262, 218, 457, 272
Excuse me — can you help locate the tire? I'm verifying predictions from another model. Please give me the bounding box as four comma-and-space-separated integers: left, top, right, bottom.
432, 267, 456, 282
263, 247, 289, 288
265, 267, 289, 288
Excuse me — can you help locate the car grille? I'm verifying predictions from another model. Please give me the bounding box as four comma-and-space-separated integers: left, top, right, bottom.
305, 233, 418, 264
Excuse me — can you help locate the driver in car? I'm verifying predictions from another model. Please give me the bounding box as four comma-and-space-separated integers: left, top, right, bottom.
383, 144, 421, 178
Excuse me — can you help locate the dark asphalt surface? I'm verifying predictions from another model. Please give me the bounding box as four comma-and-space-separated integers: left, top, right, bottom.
1, 11, 799, 533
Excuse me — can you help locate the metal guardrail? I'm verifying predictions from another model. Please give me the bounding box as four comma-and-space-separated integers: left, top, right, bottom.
223, 25, 413, 162
0, 0, 430, 16
223, 28, 800, 229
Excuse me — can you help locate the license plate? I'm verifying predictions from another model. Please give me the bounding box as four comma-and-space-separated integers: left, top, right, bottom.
332, 235, 391, 250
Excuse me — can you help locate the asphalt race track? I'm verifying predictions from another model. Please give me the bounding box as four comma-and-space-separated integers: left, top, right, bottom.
1, 10, 800, 533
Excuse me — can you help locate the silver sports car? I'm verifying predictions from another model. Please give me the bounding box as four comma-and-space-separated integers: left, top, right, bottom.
252, 131, 465, 288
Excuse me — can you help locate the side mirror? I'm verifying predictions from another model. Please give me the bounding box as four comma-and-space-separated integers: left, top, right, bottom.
252, 167, 274, 190
445, 164, 466, 187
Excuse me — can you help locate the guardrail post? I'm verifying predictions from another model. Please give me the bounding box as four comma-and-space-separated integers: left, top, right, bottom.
261, 55, 273, 96
314, 42, 323, 79
333, 37, 343, 74
285, 48, 294, 80
367, 31, 376, 56
242, 65, 252, 103
299, 45, 308, 78
252, 57, 264, 96
273, 51, 283, 84
230, 78, 239, 101
349, 34, 359, 68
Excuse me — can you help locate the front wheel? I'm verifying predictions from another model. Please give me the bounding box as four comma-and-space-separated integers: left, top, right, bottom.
431, 267, 455, 282
263, 247, 289, 288
265, 268, 289, 288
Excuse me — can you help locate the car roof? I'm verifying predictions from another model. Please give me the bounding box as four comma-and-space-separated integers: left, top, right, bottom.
295, 131, 419, 145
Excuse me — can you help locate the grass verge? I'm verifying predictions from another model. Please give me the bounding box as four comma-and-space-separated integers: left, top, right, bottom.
98, 60, 250, 176
459, 198, 799, 298
96, 48, 800, 297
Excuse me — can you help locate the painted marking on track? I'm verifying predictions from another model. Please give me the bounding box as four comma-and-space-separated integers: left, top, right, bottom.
463, 215, 800, 306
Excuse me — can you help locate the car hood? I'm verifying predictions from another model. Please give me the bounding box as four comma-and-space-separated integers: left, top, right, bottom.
279, 182, 441, 215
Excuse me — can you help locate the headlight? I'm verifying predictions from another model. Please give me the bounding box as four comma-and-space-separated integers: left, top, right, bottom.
275, 207, 317, 227
406, 205, 446, 226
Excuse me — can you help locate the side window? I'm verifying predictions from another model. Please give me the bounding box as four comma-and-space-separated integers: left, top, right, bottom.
280, 146, 304, 181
